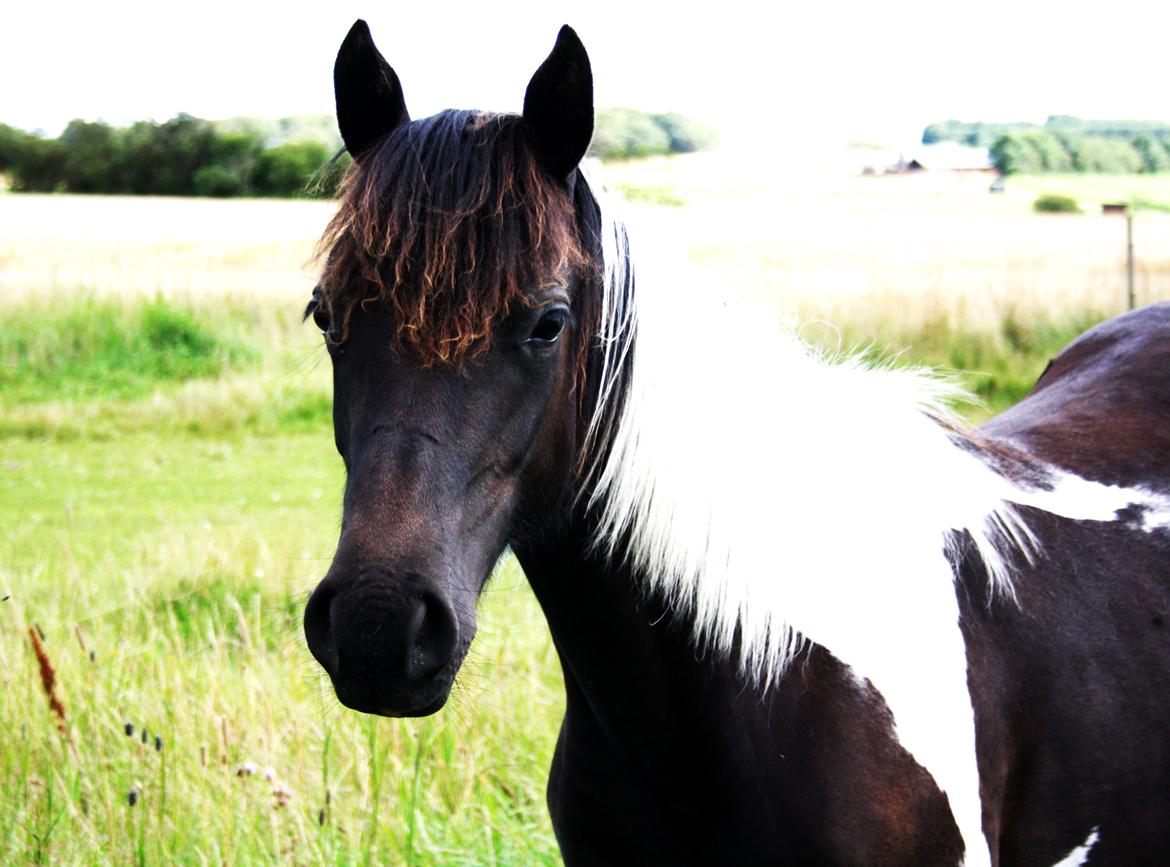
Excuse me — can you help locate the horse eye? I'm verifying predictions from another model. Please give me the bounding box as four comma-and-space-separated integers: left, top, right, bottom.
526, 309, 568, 346
312, 304, 331, 335
305, 290, 333, 336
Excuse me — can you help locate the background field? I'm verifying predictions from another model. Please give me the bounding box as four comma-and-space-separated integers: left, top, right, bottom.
4, 162, 1170, 864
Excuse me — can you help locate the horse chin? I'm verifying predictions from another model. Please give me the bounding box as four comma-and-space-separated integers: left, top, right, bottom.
330, 668, 458, 718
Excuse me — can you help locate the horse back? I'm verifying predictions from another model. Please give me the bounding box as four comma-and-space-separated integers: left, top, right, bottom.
980, 302, 1170, 490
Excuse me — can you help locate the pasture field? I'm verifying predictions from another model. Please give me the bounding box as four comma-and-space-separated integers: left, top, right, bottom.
3, 168, 1169, 864
602, 155, 1170, 334
0, 195, 335, 302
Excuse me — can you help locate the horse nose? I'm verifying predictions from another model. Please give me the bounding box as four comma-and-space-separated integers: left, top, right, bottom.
303, 573, 461, 714
303, 581, 340, 674
404, 587, 460, 681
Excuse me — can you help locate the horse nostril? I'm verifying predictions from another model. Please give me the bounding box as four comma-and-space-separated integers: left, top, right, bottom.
405, 590, 459, 681
304, 582, 339, 675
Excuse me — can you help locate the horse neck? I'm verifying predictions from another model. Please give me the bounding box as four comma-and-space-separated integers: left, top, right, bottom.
512, 521, 713, 753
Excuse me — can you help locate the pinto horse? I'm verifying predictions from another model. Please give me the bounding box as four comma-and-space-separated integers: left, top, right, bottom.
303, 20, 1170, 865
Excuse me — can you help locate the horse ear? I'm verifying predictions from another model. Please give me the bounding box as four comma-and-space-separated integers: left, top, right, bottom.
523, 25, 594, 180
334, 19, 409, 161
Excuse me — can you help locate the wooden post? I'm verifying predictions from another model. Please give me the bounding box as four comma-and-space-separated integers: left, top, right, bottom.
1104, 204, 1136, 311
1126, 212, 1136, 311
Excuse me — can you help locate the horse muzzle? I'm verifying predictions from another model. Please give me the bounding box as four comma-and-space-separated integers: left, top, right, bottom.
304, 570, 464, 717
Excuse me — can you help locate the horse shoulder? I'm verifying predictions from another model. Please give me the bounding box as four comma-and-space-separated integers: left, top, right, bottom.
960, 503, 1170, 862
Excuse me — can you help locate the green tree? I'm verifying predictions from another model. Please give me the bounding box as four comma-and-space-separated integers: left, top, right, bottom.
252, 141, 331, 197
199, 130, 265, 196
118, 115, 218, 195
590, 108, 672, 160
990, 134, 1036, 175
1063, 135, 1143, 173
652, 112, 717, 154
59, 120, 124, 193
1022, 132, 1072, 172
0, 123, 36, 174
1132, 136, 1170, 173
3, 132, 65, 191
193, 165, 247, 197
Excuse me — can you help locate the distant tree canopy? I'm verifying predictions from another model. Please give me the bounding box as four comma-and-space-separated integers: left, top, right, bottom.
0, 114, 348, 197
0, 108, 714, 196
589, 109, 717, 160
924, 116, 1170, 175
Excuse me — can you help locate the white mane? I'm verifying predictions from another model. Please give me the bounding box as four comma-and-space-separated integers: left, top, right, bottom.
584, 207, 1036, 685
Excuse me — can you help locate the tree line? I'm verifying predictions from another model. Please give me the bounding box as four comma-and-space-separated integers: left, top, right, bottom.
589, 109, 717, 160
0, 108, 716, 198
0, 114, 348, 197
922, 116, 1170, 175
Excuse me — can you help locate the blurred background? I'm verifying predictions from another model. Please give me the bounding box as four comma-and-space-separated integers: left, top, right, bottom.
4, 1, 1170, 862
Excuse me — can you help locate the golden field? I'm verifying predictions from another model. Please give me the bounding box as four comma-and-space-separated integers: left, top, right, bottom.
0, 194, 336, 302
5, 157, 1170, 337
604, 155, 1170, 333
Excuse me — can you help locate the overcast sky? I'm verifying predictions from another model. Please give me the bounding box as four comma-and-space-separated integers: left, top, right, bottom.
4, 0, 1169, 151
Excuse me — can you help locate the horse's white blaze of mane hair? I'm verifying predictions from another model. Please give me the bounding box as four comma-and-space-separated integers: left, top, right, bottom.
581, 200, 1168, 866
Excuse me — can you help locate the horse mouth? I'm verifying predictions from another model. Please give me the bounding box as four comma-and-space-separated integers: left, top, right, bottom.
323, 632, 469, 719
383, 694, 449, 718
331, 674, 454, 718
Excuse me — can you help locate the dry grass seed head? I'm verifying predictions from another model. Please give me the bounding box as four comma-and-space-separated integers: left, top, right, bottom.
28, 626, 67, 728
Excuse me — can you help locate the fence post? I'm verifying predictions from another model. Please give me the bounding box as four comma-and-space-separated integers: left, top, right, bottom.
1126, 212, 1135, 311
1103, 203, 1136, 311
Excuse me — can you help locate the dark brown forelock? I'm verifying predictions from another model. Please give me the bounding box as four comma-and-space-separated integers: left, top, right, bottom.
316, 109, 590, 364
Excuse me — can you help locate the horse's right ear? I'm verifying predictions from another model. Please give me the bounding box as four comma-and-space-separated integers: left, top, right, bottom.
334, 19, 409, 161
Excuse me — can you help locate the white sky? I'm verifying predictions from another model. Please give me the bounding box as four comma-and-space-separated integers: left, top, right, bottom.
3, 0, 1169, 152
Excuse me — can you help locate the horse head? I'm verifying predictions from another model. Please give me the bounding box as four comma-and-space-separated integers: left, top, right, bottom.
304, 21, 602, 716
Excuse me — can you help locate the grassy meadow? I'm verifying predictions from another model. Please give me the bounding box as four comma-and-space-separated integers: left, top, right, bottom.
3, 164, 1169, 864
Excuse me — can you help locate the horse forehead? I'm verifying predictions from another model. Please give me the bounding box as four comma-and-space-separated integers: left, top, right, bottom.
360, 361, 484, 408
349, 350, 531, 432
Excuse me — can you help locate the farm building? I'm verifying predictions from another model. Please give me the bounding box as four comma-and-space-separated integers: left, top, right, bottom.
855, 142, 999, 189
894, 142, 997, 174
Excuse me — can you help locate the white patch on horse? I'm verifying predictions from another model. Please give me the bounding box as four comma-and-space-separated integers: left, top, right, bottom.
1011, 471, 1170, 535
1051, 827, 1099, 867
580, 200, 1146, 866
1141, 502, 1170, 533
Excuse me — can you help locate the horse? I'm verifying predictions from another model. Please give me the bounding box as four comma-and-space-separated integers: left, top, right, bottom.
302, 20, 1170, 865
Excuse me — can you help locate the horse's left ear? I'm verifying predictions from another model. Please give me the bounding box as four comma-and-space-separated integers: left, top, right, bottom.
523, 25, 594, 180
334, 19, 410, 161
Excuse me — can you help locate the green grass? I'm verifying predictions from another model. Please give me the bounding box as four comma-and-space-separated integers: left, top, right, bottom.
2, 292, 1111, 863
0, 296, 332, 440
1008, 173, 1170, 211
832, 308, 1107, 421
614, 185, 687, 207
1, 431, 564, 865
0, 298, 259, 404
1129, 196, 1170, 215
